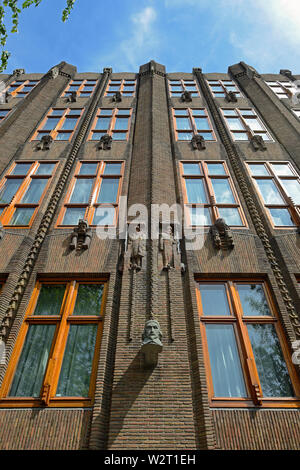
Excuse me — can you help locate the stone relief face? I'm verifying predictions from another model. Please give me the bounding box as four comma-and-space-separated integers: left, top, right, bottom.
143, 320, 162, 342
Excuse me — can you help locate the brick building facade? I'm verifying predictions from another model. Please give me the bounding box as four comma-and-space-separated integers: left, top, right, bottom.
0, 60, 299, 450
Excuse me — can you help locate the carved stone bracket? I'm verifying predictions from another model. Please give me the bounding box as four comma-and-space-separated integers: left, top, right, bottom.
36, 135, 53, 151
141, 319, 163, 367
250, 134, 267, 151
210, 218, 234, 250
181, 90, 192, 102
67, 91, 77, 103
97, 134, 112, 150
191, 134, 206, 150
13, 69, 25, 77
69, 219, 92, 251
225, 90, 237, 103
112, 91, 122, 103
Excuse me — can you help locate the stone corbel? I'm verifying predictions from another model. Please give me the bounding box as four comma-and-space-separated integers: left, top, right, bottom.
191, 134, 206, 150
36, 135, 53, 151
141, 319, 163, 368
97, 133, 112, 150
250, 134, 267, 151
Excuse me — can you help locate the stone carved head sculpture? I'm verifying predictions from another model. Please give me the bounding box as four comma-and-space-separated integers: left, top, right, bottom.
142, 319, 163, 347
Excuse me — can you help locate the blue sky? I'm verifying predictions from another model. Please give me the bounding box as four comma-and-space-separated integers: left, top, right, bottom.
2, 0, 300, 74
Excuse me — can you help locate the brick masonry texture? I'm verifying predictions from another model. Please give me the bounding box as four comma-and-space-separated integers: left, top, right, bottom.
0, 61, 299, 450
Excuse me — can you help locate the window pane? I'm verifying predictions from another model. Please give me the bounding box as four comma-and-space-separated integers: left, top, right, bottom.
206, 324, 247, 397
42, 117, 60, 130
9, 324, 56, 397
73, 284, 104, 316
244, 118, 264, 131
177, 132, 193, 141
256, 180, 285, 204
78, 163, 98, 175
227, 118, 244, 131
0, 179, 23, 203
185, 179, 207, 203
34, 284, 66, 316
93, 206, 115, 225
206, 163, 226, 175
182, 163, 201, 175
233, 132, 248, 140
280, 179, 300, 204
104, 163, 122, 174
188, 206, 211, 225
56, 324, 97, 397
269, 208, 294, 226
194, 118, 210, 131
95, 117, 111, 130
237, 284, 272, 316
199, 284, 230, 316
270, 164, 294, 176
50, 109, 64, 116
56, 132, 72, 141
174, 109, 188, 116
10, 207, 35, 225
218, 207, 243, 226
114, 117, 129, 130
35, 163, 55, 175
11, 163, 32, 175
211, 179, 235, 204
112, 132, 127, 140
70, 179, 93, 204
247, 324, 294, 397
248, 164, 269, 176
97, 179, 119, 203
62, 207, 86, 225
176, 117, 191, 130
61, 118, 78, 130
21, 179, 48, 203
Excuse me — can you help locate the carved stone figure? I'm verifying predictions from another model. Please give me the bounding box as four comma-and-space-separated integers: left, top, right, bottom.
36, 135, 53, 151
13, 69, 25, 77
181, 90, 192, 102
191, 133, 206, 150
97, 133, 112, 150
112, 91, 122, 103
250, 134, 267, 151
49, 66, 59, 79
210, 218, 234, 250
225, 90, 237, 103
67, 91, 77, 102
69, 219, 92, 251
141, 318, 163, 367
0, 223, 4, 241
159, 224, 176, 270
128, 225, 146, 271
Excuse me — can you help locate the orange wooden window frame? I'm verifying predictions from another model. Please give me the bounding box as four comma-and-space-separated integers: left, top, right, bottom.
0, 279, 108, 408
180, 160, 247, 227
196, 278, 300, 408
221, 108, 273, 141
61, 79, 98, 98
172, 107, 216, 141
31, 108, 84, 142
168, 79, 200, 97
5, 79, 39, 98
206, 79, 242, 98
56, 160, 124, 228
0, 161, 58, 228
246, 161, 300, 228
88, 108, 132, 141
105, 79, 136, 97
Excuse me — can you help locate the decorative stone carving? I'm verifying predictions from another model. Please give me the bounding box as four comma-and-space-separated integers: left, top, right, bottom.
13, 68, 25, 76
49, 66, 59, 79
141, 319, 163, 367
225, 90, 237, 103
36, 135, 53, 151
4, 92, 10, 103
280, 69, 296, 81
69, 219, 92, 251
103, 67, 113, 74
112, 91, 122, 103
67, 91, 77, 102
0, 223, 4, 241
159, 224, 176, 270
191, 133, 206, 150
97, 133, 112, 150
250, 134, 267, 151
210, 218, 234, 250
128, 225, 146, 271
181, 90, 192, 102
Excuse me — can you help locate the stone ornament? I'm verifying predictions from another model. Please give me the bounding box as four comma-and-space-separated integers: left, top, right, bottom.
210, 218, 234, 250
13, 68, 25, 76
67, 91, 77, 102
181, 90, 192, 102
36, 135, 53, 151
0, 223, 4, 241
191, 133, 206, 150
128, 225, 146, 271
159, 224, 176, 270
69, 219, 92, 251
225, 90, 237, 103
97, 133, 112, 150
250, 134, 267, 151
112, 91, 122, 103
141, 319, 163, 367
49, 66, 59, 79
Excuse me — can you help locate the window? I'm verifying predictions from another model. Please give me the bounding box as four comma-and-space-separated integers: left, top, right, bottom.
247, 161, 300, 227
5, 79, 39, 98
265, 81, 294, 99
57, 161, 124, 227
180, 161, 246, 226
292, 109, 300, 119
0, 280, 107, 407
89, 108, 132, 141
197, 280, 300, 407
105, 79, 136, 97
62, 79, 97, 98
173, 108, 216, 141
207, 79, 242, 98
221, 108, 272, 141
168, 79, 200, 97
0, 109, 11, 122
32, 108, 83, 141
0, 161, 57, 226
